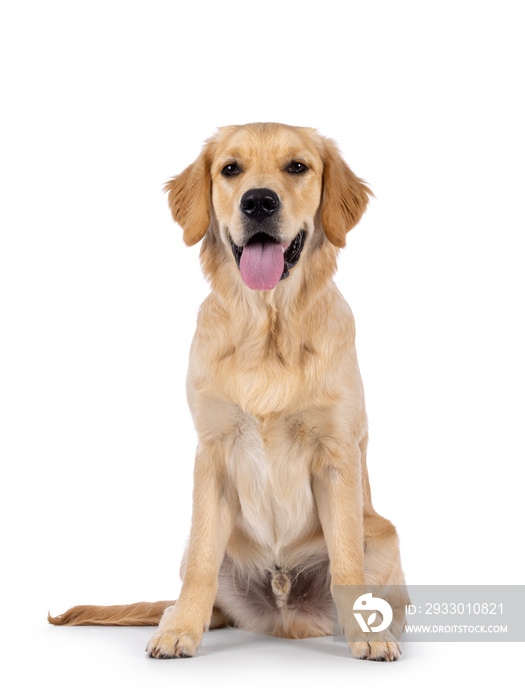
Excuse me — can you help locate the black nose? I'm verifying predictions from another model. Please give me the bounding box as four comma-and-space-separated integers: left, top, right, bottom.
240, 188, 280, 221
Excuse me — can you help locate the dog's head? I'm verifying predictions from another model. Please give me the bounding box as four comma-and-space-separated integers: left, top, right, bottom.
165, 123, 371, 292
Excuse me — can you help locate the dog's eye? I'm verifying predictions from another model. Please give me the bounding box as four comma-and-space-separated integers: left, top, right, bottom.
287, 161, 308, 174
221, 163, 241, 177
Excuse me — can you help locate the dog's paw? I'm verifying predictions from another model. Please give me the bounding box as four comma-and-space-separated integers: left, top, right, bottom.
349, 631, 401, 662
146, 627, 200, 659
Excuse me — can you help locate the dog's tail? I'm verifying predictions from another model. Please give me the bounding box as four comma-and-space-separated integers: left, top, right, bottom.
47, 601, 175, 626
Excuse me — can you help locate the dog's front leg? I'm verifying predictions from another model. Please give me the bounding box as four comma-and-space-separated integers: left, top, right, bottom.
147, 444, 236, 658
312, 446, 401, 661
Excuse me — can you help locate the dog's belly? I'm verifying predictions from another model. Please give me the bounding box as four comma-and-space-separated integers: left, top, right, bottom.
226, 411, 319, 555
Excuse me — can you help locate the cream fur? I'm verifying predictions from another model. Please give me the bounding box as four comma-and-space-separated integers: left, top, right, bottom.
49, 123, 408, 662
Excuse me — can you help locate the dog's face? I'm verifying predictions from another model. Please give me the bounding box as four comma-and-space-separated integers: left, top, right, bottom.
166, 123, 371, 291
211, 125, 323, 290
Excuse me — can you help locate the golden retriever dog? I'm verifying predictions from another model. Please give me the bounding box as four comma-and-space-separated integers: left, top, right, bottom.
49, 123, 408, 661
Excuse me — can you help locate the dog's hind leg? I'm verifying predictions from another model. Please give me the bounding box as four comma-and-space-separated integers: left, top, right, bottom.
209, 606, 232, 629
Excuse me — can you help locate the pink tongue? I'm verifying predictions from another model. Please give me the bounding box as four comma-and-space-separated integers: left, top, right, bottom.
240, 238, 284, 290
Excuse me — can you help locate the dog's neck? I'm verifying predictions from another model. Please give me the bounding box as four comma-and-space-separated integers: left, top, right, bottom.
194, 226, 354, 415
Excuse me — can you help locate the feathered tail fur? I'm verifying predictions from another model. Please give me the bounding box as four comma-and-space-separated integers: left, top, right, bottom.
48, 601, 174, 626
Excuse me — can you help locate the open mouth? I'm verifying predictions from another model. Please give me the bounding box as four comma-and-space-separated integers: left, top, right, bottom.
229, 230, 306, 291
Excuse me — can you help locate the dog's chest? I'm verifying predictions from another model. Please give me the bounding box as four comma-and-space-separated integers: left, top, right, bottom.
227, 412, 318, 551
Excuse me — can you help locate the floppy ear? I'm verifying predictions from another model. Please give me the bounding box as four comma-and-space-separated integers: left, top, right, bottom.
320, 138, 373, 248
164, 142, 213, 246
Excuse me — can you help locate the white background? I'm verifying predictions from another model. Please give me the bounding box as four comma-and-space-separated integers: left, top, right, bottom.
1, 0, 524, 697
